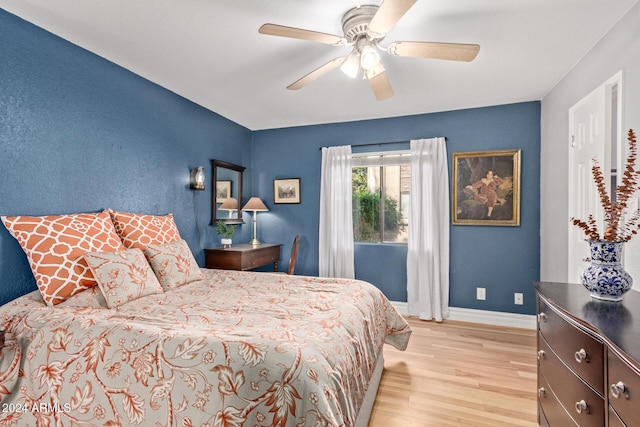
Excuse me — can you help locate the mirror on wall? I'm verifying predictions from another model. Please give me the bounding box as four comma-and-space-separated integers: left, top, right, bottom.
211, 159, 245, 225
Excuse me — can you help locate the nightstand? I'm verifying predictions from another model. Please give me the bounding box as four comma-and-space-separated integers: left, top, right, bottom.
204, 243, 282, 271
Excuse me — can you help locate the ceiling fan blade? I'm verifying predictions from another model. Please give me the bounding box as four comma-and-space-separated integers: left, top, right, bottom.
367, 0, 417, 38
388, 41, 480, 62
365, 63, 394, 101
259, 23, 345, 45
287, 57, 347, 90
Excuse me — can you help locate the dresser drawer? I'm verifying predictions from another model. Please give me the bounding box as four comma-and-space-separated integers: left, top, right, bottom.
609, 406, 626, 427
245, 247, 279, 269
538, 372, 579, 427
538, 299, 604, 395
204, 244, 281, 271
538, 334, 605, 427
608, 350, 640, 426
538, 402, 550, 427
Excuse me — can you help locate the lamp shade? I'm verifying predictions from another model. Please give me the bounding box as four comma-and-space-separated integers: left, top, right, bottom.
360, 45, 380, 71
242, 197, 269, 212
219, 197, 238, 210
219, 197, 238, 218
340, 51, 360, 79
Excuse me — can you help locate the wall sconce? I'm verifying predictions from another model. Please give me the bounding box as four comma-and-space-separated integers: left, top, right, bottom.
219, 197, 238, 218
242, 197, 269, 245
190, 166, 205, 190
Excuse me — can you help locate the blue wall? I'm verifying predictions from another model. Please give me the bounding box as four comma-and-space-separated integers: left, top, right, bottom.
252, 103, 541, 314
0, 9, 253, 305
1, 8, 541, 315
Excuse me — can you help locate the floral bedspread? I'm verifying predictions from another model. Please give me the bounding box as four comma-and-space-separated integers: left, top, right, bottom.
0, 269, 411, 427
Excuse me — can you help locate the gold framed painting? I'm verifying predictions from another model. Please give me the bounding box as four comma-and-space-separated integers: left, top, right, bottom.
452, 149, 521, 226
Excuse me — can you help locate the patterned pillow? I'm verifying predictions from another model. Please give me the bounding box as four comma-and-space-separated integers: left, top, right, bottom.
84, 248, 164, 308
144, 239, 204, 290
1, 210, 125, 306
109, 209, 182, 250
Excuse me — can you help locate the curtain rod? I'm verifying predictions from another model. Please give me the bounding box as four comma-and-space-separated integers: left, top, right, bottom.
318, 137, 447, 150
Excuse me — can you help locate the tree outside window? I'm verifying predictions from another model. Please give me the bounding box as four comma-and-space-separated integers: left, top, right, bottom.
352, 159, 410, 243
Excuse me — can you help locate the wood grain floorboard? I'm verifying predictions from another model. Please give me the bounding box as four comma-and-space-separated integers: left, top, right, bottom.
369, 316, 538, 427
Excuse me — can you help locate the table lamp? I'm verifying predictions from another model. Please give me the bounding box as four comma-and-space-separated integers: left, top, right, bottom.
219, 197, 238, 218
242, 197, 269, 245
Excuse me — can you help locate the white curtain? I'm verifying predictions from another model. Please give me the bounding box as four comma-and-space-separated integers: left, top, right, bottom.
407, 137, 450, 321
319, 145, 355, 279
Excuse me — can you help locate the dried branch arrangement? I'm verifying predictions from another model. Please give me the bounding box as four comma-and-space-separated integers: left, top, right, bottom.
571, 129, 640, 241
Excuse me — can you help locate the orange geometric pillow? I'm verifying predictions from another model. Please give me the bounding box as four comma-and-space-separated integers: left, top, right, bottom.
1, 210, 125, 306
109, 210, 182, 250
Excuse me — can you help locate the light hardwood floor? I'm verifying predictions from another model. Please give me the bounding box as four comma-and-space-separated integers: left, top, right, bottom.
369, 316, 538, 427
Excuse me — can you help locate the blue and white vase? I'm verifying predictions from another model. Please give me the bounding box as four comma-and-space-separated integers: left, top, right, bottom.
581, 240, 632, 301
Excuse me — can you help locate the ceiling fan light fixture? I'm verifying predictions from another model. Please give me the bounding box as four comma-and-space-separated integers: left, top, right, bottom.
360, 44, 380, 70
340, 52, 361, 78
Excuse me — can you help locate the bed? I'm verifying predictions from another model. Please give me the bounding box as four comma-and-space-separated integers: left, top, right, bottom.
0, 209, 410, 426
0, 268, 411, 426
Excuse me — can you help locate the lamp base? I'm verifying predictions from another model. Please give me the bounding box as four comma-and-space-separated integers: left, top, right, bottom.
249, 239, 261, 246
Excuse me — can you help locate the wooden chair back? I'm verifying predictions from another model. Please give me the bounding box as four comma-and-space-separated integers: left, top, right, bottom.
287, 235, 300, 275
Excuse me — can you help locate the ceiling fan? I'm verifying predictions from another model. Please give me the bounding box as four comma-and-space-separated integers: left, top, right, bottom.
258, 0, 480, 101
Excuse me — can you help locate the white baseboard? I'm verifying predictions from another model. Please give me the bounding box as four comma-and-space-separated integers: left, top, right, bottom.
391, 301, 536, 330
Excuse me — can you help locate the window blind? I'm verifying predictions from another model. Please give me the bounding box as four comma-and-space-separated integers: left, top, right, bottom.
351, 150, 411, 167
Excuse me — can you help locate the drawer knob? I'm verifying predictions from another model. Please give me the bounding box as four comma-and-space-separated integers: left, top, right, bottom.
537, 350, 545, 361
538, 387, 546, 398
610, 381, 627, 399
537, 312, 547, 322
575, 399, 589, 414
574, 348, 588, 363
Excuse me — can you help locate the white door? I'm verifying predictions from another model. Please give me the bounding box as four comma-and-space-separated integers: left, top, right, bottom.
568, 72, 623, 283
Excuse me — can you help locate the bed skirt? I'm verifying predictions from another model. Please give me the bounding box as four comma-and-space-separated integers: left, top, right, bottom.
355, 352, 384, 427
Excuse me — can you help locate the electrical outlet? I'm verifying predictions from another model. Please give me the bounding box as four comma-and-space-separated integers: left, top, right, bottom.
514, 293, 524, 305
476, 287, 486, 301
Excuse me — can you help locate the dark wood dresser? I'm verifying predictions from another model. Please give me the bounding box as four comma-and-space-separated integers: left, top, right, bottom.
534, 281, 640, 426
204, 243, 281, 271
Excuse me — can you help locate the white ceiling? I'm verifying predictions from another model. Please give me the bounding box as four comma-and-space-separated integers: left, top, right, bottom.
1, 0, 638, 130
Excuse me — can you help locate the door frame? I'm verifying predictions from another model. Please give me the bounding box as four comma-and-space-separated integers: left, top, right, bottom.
567, 70, 624, 282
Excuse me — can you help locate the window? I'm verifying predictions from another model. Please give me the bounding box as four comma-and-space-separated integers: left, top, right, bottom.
352, 151, 410, 243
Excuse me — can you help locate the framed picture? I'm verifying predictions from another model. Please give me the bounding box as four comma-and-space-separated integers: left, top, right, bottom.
216, 180, 231, 203
452, 149, 521, 226
273, 178, 301, 204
